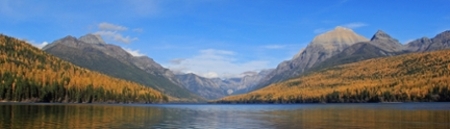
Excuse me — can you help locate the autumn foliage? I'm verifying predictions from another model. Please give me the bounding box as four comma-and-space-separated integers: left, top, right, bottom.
0, 34, 168, 103
218, 49, 450, 103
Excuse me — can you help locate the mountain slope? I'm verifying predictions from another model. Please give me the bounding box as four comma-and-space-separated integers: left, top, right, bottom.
256, 26, 369, 89
0, 34, 167, 103
43, 34, 202, 102
217, 49, 450, 103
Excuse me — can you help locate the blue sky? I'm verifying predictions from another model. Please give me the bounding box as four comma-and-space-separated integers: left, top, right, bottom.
1, 0, 449, 78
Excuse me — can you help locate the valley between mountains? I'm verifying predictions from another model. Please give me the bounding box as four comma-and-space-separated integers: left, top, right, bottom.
1, 26, 450, 103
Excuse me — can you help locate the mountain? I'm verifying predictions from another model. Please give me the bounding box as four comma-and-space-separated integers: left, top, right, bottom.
176, 73, 225, 100
406, 37, 432, 52
176, 69, 272, 100
231, 69, 273, 94
406, 30, 450, 52
256, 26, 369, 89
0, 34, 167, 103
217, 49, 450, 103
309, 30, 404, 72
369, 30, 404, 52
43, 34, 203, 102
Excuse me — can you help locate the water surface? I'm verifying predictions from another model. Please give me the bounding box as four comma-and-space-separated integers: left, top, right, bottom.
1, 103, 449, 129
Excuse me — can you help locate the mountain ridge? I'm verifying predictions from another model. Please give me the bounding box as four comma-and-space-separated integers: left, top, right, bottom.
176, 69, 273, 100
43, 34, 204, 102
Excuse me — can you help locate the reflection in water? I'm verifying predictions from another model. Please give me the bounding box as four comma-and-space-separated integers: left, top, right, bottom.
0, 104, 164, 128
0, 103, 449, 129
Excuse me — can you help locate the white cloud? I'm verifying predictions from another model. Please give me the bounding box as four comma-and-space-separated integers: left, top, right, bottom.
93, 22, 140, 44
200, 49, 235, 56
98, 22, 128, 31
262, 45, 286, 49
402, 39, 415, 44
204, 72, 219, 78
94, 30, 138, 44
26, 41, 48, 49
123, 48, 145, 57
169, 58, 185, 65
314, 28, 330, 34
341, 22, 368, 29
166, 49, 270, 78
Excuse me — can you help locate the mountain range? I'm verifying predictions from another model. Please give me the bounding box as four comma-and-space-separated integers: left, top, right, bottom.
42, 34, 274, 100
21, 26, 450, 102
217, 28, 450, 103
254, 27, 450, 92
175, 69, 272, 100
42, 34, 203, 102
218, 49, 450, 103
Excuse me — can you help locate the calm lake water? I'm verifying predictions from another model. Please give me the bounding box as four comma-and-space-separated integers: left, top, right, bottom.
0, 103, 449, 129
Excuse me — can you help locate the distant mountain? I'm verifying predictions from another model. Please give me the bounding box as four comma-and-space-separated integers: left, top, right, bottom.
176, 73, 225, 100
406, 30, 450, 52
43, 34, 203, 102
309, 30, 404, 72
256, 26, 369, 89
176, 69, 272, 100
217, 49, 450, 103
0, 34, 167, 103
406, 37, 432, 52
231, 69, 273, 94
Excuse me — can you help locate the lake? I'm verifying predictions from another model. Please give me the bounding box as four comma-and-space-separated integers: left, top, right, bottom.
0, 103, 449, 129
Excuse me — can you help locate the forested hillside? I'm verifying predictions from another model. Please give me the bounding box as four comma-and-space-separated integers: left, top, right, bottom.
217, 49, 450, 103
0, 34, 168, 103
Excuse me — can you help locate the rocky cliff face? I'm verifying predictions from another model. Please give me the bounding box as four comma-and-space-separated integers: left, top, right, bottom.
176, 69, 273, 100
256, 26, 369, 88
43, 34, 202, 101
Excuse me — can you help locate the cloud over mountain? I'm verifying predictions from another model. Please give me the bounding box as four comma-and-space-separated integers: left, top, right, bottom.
166, 49, 270, 78
94, 22, 139, 44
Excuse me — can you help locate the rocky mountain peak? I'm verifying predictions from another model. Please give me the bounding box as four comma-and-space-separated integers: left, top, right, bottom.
369, 30, 403, 52
334, 26, 352, 31
42, 35, 77, 50
62, 35, 76, 40
310, 26, 369, 51
406, 37, 432, 52
79, 34, 106, 45
371, 30, 391, 41
426, 30, 450, 51
256, 27, 368, 90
